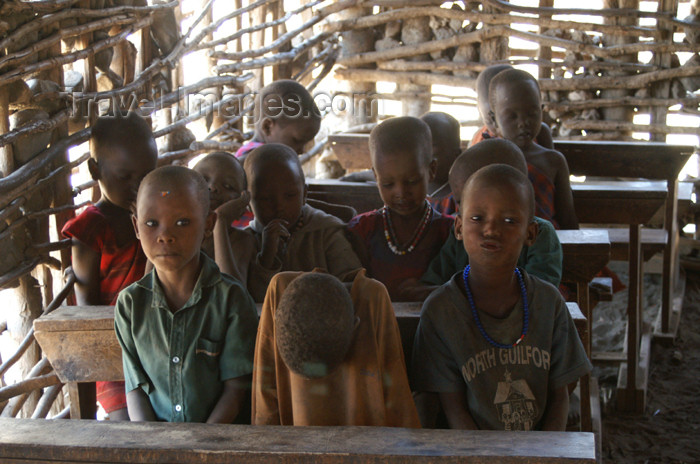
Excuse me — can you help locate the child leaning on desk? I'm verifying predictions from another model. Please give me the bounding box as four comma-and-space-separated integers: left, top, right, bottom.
114, 166, 258, 423
411, 164, 590, 431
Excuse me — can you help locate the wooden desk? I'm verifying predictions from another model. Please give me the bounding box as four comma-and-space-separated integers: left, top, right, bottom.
574, 180, 667, 413
0, 418, 596, 463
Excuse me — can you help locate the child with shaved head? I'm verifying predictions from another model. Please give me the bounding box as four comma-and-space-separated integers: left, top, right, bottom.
421, 111, 462, 216
252, 270, 420, 427
115, 165, 258, 423
227, 143, 362, 302
412, 164, 590, 431
236, 79, 322, 160
348, 117, 453, 301
421, 139, 562, 289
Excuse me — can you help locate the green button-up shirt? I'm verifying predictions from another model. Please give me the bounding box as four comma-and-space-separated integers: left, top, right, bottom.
115, 253, 258, 422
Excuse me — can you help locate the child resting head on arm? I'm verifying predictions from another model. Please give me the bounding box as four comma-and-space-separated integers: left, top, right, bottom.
115, 165, 258, 423
230, 143, 361, 302
411, 163, 590, 431
347, 116, 453, 301
488, 68, 578, 230
62, 110, 158, 421
236, 79, 322, 160
252, 271, 420, 427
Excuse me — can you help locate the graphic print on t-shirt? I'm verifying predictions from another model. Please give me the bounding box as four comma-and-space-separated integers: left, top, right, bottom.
493, 369, 537, 430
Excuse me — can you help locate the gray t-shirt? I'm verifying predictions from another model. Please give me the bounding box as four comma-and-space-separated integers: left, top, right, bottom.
411, 270, 591, 431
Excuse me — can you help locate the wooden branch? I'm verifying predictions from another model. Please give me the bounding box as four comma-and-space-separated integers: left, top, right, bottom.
0, 1, 178, 52
378, 58, 658, 73
0, 258, 43, 293
299, 138, 328, 165
0, 128, 90, 205
209, 4, 330, 61
0, 372, 60, 404
9, 92, 70, 112
71, 180, 97, 197
187, 0, 276, 50
158, 140, 242, 165
545, 96, 700, 111
324, 6, 658, 39
214, 32, 330, 74
30, 383, 63, 419
204, 103, 254, 141
0, 0, 80, 15
0, 108, 71, 149
0, 16, 153, 87
195, 0, 322, 51
539, 66, 700, 91
335, 68, 477, 88
561, 119, 700, 135
30, 239, 72, 256
49, 404, 71, 419
0, 15, 139, 73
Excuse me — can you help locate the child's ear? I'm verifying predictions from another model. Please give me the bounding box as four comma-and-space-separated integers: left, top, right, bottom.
302, 183, 308, 204
428, 158, 437, 182
525, 220, 538, 246
87, 157, 100, 181
488, 110, 498, 129
203, 211, 216, 239
261, 117, 274, 138
131, 214, 140, 239
454, 215, 463, 240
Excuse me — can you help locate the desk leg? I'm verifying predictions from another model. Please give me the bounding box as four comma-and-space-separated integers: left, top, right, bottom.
617, 224, 645, 413
661, 178, 678, 334
68, 382, 97, 419
576, 281, 592, 432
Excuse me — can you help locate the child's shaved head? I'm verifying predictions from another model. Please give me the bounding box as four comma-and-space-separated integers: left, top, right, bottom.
476, 64, 513, 128
463, 164, 535, 221
421, 112, 460, 152
275, 273, 355, 378
255, 79, 321, 128
369, 116, 433, 167
449, 138, 526, 204
137, 165, 210, 217
243, 143, 304, 185
90, 111, 157, 162
196, 151, 246, 187
488, 68, 541, 116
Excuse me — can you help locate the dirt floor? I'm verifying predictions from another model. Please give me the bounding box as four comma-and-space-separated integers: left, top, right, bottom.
601, 269, 700, 464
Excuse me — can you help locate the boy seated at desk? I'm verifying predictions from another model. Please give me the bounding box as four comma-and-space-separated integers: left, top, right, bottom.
411, 164, 591, 431
115, 166, 258, 423
347, 117, 454, 301
421, 138, 562, 290
487, 68, 578, 230
423, 111, 462, 217
252, 271, 420, 427
224, 144, 362, 302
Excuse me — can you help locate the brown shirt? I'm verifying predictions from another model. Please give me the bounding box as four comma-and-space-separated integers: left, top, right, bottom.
252, 269, 420, 427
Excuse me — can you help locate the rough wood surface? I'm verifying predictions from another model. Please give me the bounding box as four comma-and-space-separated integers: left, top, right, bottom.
0, 418, 596, 463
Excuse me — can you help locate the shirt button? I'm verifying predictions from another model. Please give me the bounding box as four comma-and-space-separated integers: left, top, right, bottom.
172, 356, 180, 364
175, 404, 182, 412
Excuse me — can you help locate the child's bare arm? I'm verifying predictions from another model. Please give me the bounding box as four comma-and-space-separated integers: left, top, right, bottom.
206, 374, 250, 424
126, 388, 156, 421
439, 391, 479, 429
71, 239, 101, 305
551, 151, 579, 230
541, 385, 569, 431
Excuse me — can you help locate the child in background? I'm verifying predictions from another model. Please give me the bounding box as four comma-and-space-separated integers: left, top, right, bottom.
471, 64, 554, 149
421, 138, 562, 289
226, 143, 362, 302
236, 79, 321, 160
488, 68, 578, 230
62, 112, 158, 420
421, 112, 461, 216
347, 117, 453, 301
115, 166, 258, 423
411, 164, 590, 431
252, 271, 420, 427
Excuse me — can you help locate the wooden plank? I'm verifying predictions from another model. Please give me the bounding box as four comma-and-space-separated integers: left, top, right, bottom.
572, 180, 667, 225
0, 418, 596, 463
557, 228, 610, 284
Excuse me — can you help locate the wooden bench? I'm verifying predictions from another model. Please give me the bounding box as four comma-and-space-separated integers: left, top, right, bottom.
34, 303, 589, 424
0, 418, 596, 463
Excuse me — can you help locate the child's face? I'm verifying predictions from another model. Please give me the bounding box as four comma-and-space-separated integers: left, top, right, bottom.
372, 149, 435, 218
249, 160, 306, 226
193, 157, 245, 210
491, 80, 542, 151
432, 135, 460, 184
133, 182, 214, 275
263, 117, 320, 155
455, 180, 536, 271
90, 145, 156, 212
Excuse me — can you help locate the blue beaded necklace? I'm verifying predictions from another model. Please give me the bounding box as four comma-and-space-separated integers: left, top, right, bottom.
462, 265, 529, 349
